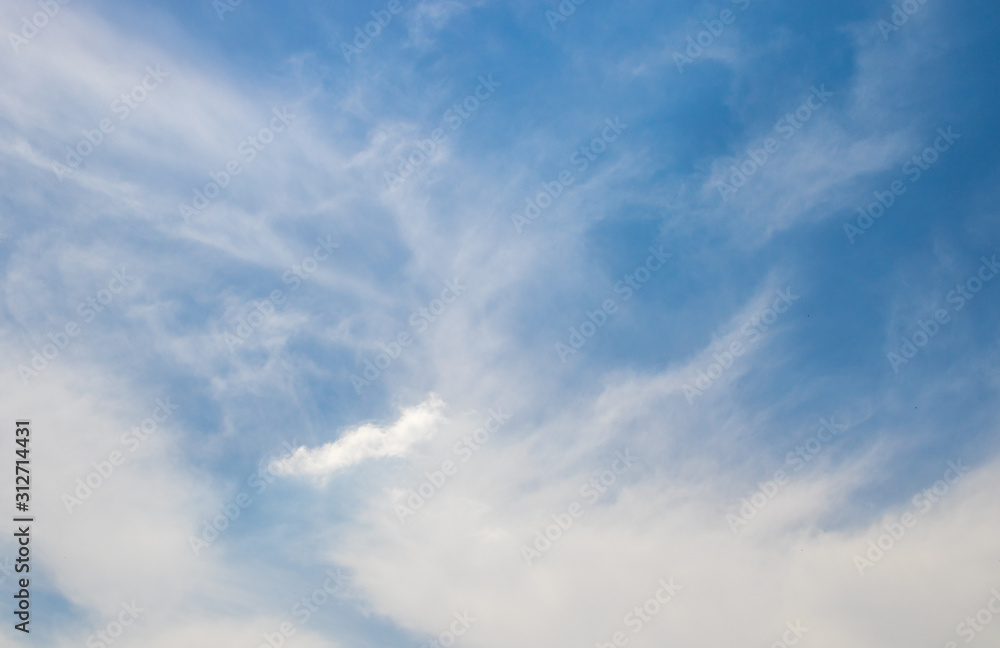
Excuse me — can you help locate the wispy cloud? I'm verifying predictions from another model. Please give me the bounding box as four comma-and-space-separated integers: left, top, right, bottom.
2, 0, 998, 646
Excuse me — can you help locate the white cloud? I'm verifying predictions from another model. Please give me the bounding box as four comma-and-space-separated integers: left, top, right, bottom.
0, 1, 994, 647
270, 394, 446, 479
324, 361, 1000, 648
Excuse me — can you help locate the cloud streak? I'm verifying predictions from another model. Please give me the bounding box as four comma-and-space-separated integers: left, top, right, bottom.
270, 395, 446, 479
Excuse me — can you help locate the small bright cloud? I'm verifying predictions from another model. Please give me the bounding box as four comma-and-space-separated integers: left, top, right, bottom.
270, 395, 446, 479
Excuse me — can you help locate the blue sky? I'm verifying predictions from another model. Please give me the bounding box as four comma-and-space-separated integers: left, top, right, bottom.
1, 0, 1000, 647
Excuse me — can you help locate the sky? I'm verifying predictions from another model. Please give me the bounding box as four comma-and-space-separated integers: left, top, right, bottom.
1, 0, 999, 646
